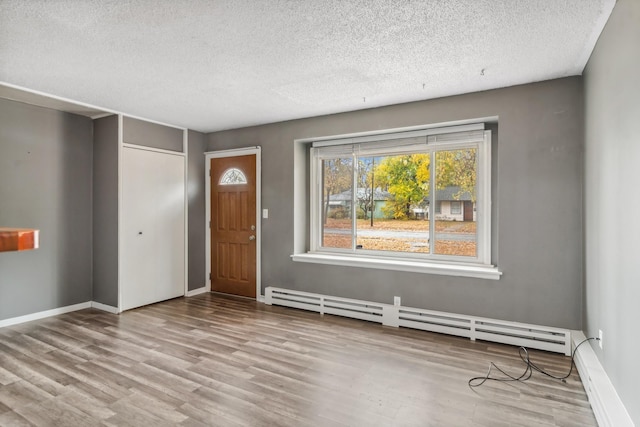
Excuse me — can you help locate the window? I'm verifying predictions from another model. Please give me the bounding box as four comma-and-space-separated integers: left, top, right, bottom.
219, 168, 247, 185
309, 124, 492, 267
450, 201, 462, 215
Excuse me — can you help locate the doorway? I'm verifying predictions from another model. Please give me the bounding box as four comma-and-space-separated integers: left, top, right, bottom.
463, 201, 474, 222
205, 147, 261, 299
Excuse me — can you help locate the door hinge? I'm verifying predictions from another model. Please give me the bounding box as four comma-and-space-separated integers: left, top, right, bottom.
209, 220, 211, 228
209, 272, 212, 280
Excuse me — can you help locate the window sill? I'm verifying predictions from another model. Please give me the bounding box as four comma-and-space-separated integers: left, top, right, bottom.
291, 252, 502, 280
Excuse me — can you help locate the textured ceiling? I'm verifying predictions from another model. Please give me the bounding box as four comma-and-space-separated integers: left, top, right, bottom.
0, 0, 615, 132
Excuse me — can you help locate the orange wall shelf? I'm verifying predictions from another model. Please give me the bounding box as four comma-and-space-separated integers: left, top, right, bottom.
0, 228, 39, 252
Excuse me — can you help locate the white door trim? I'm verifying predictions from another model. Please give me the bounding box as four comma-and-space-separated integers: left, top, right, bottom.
182, 130, 189, 298
204, 147, 262, 300
117, 114, 124, 312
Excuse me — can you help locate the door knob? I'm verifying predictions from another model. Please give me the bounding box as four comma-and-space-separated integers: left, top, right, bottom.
249, 235, 256, 241
251, 225, 256, 231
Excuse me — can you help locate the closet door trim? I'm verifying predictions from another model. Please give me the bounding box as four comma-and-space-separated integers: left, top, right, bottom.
117, 114, 188, 312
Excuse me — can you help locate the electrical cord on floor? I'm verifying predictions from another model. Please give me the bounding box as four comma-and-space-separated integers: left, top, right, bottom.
468, 337, 598, 388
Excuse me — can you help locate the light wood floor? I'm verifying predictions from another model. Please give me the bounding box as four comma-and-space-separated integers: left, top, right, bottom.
0, 293, 596, 426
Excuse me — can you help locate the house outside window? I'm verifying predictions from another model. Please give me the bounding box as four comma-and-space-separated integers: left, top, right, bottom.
310, 124, 492, 266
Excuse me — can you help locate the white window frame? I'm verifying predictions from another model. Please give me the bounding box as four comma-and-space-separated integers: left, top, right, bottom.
292, 121, 500, 280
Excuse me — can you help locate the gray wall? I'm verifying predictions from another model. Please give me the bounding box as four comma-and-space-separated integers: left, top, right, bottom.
92, 115, 119, 307
208, 77, 584, 329
93, 119, 206, 303
0, 98, 93, 320
583, 0, 639, 423
123, 116, 183, 152
187, 130, 207, 291
0, 101, 208, 314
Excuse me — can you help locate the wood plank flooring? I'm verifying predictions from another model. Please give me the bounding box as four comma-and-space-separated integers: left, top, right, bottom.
0, 293, 596, 426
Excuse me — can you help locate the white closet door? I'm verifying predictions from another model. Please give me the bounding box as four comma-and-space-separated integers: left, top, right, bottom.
121, 146, 185, 311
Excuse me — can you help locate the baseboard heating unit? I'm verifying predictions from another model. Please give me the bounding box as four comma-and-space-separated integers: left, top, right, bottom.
265, 286, 571, 355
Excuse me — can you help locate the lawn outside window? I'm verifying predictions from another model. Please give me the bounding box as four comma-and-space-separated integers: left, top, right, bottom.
297, 123, 499, 278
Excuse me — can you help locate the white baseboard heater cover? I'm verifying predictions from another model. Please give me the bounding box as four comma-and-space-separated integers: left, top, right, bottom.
265, 287, 571, 355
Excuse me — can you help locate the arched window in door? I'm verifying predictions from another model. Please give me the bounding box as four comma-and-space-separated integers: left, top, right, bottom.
219, 168, 247, 185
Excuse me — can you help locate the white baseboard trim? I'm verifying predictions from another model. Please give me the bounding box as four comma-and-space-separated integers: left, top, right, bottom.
257, 294, 265, 303
0, 301, 91, 328
186, 287, 209, 297
91, 301, 119, 314
572, 331, 634, 427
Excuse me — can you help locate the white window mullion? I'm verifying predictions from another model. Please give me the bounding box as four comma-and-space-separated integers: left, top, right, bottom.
310, 148, 320, 251
479, 130, 492, 264
429, 150, 436, 255
351, 151, 358, 252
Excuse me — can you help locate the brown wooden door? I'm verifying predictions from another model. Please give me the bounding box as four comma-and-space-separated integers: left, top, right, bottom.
210, 155, 256, 298
463, 201, 474, 222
